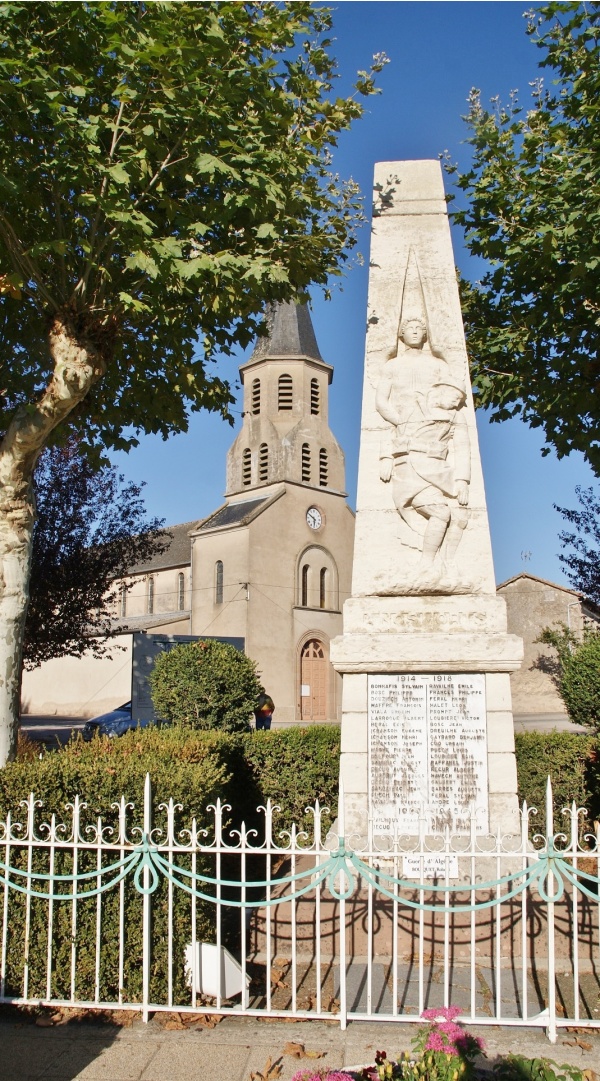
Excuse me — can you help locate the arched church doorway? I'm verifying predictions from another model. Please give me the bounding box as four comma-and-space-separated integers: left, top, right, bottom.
300, 639, 327, 721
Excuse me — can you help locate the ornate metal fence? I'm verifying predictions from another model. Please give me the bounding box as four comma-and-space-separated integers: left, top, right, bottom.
1, 774, 599, 1042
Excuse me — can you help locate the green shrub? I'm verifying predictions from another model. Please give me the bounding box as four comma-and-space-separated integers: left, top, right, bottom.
240, 725, 340, 836
150, 638, 261, 732
0, 723, 342, 1005
0, 727, 236, 1006
514, 730, 600, 826
560, 630, 600, 729
538, 624, 600, 730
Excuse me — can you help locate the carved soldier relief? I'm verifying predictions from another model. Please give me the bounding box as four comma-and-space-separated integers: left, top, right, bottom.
371, 250, 473, 595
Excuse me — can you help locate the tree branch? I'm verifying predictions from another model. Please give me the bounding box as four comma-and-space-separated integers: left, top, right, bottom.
73, 98, 126, 303
0, 315, 105, 479
0, 212, 58, 312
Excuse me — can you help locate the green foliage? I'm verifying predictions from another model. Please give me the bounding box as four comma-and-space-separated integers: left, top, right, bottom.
0, 723, 341, 1002
555, 486, 600, 606
0, 0, 387, 764
448, 3, 600, 474
0, 0, 386, 456
538, 624, 600, 730
514, 731, 598, 823
240, 724, 340, 831
492, 1055, 586, 1081
25, 440, 167, 667
149, 639, 261, 732
0, 726, 234, 1005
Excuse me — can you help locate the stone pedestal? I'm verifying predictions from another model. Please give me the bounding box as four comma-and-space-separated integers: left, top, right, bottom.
330, 161, 522, 842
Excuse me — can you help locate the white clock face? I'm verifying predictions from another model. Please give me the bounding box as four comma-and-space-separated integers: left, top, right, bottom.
306, 507, 322, 530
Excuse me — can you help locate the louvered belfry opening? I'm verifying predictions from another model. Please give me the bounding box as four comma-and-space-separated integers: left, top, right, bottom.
242, 448, 251, 486
278, 373, 293, 410
251, 378, 261, 415
310, 378, 320, 415
301, 443, 311, 483
259, 443, 269, 481
319, 448, 328, 487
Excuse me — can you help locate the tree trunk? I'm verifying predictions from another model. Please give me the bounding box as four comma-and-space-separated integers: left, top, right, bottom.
0, 314, 105, 765
0, 464, 34, 763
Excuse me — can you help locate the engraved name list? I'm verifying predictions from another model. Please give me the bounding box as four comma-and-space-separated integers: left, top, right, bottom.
368, 674, 489, 835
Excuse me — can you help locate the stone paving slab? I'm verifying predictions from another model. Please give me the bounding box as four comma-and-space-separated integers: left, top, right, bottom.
41, 1038, 160, 1080
140, 1042, 252, 1081
335, 963, 547, 1019
2, 1014, 600, 1081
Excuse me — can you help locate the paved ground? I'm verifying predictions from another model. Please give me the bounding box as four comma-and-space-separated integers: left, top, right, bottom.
2, 1011, 600, 1081
512, 714, 588, 734
20, 716, 86, 748
20, 712, 588, 750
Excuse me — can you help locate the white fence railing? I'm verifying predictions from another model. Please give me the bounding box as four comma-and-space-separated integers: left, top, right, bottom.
1, 774, 599, 1042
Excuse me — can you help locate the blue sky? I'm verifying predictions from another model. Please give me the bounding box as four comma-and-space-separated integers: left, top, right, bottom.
111, 1, 596, 588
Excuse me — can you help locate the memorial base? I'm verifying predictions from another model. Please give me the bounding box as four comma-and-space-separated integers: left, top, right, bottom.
331, 598, 523, 843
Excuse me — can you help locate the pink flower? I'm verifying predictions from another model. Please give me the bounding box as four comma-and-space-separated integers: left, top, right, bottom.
421, 1005, 462, 1022
425, 1031, 458, 1056
291, 1072, 351, 1081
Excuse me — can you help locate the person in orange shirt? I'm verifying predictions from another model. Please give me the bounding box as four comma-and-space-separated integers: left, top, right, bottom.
254, 692, 275, 731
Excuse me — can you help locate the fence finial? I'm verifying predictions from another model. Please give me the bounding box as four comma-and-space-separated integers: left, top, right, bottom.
338, 772, 345, 840
545, 775, 554, 837
144, 773, 152, 838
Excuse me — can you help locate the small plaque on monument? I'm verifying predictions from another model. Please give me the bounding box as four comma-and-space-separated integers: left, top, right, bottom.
368, 673, 488, 835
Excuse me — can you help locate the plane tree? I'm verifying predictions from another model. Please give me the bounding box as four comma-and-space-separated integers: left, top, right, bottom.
0, 1, 385, 763
449, 2, 600, 473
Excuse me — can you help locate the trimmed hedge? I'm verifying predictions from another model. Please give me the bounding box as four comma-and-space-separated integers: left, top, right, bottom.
4, 723, 600, 1008
515, 730, 600, 825
0, 727, 240, 1006
240, 725, 340, 832
1, 723, 340, 1006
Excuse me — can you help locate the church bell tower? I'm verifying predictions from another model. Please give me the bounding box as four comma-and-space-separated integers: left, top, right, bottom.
226, 301, 346, 497
191, 300, 354, 725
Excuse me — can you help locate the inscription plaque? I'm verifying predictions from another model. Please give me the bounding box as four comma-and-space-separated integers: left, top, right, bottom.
368, 673, 488, 835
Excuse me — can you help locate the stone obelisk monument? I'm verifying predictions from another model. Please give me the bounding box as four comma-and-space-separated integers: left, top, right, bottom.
331, 161, 522, 841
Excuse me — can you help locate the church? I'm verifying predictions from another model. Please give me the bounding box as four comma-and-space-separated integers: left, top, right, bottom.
21, 302, 355, 725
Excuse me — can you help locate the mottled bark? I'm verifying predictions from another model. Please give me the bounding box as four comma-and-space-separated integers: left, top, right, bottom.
0, 315, 105, 764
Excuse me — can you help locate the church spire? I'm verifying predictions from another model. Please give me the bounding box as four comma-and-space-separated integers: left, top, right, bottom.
225, 298, 345, 498
249, 300, 324, 364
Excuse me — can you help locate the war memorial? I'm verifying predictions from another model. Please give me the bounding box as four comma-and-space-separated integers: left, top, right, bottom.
331, 160, 523, 841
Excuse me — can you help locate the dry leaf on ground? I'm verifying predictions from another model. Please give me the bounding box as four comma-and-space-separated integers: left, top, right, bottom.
282, 1042, 324, 1060
250, 1057, 283, 1081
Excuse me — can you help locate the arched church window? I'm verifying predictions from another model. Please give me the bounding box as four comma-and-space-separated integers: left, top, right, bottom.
120, 583, 127, 618
319, 448, 328, 487
242, 448, 251, 486
259, 443, 269, 481
301, 443, 311, 483
278, 374, 293, 410
250, 378, 260, 415
320, 567, 327, 609
177, 572, 185, 610
310, 378, 320, 415
215, 561, 224, 605
301, 564, 309, 607
147, 577, 154, 615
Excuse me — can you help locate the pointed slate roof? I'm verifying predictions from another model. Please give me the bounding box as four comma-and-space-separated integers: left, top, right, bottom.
250, 300, 323, 363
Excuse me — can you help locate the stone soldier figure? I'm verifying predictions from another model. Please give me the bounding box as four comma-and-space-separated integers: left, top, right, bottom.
376, 317, 470, 580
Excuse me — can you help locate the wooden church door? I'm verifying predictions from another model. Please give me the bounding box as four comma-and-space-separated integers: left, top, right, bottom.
300, 639, 327, 721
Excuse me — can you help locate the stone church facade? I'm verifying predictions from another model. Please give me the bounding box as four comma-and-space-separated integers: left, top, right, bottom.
21, 303, 355, 724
